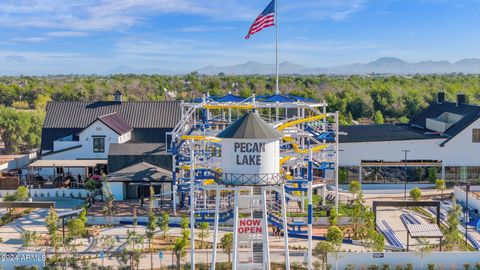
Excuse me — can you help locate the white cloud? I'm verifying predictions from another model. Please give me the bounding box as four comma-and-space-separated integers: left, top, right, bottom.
179, 26, 235, 33
45, 31, 90, 37
10, 37, 48, 43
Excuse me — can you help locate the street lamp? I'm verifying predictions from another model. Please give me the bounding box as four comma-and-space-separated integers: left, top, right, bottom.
401, 150, 411, 201
465, 182, 470, 245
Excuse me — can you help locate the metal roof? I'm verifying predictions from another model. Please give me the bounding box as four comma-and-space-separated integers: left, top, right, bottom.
108, 143, 167, 156
28, 159, 107, 168
340, 124, 443, 143
409, 101, 480, 145
108, 162, 172, 182
43, 101, 181, 129
96, 113, 132, 135
217, 112, 283, 139
406, 223, 443, 238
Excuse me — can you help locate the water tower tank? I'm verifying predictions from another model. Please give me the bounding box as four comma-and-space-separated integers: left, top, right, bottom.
217, 112, 283, 185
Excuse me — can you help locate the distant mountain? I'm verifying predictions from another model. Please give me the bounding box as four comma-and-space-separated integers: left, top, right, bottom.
195, 57, 480, 75
107, 65, 177, 75
196, 61, 316, 75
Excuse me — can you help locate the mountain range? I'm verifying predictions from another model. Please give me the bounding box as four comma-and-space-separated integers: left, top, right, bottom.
194, 57, 480, 75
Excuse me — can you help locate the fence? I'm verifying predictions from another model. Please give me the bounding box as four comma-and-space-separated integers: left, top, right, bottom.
0, 188, 89, 199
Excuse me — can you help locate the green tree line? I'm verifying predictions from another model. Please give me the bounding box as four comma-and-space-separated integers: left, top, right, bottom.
1, 74, 479, 153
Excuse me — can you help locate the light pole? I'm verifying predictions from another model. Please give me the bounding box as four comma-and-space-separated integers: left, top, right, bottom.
465, 182, 470, 245
401, 150, 411, 201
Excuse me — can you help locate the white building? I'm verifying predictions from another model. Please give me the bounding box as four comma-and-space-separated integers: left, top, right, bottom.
339, 93, 480, 185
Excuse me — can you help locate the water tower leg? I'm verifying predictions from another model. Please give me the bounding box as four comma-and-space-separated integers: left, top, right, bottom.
262, 186, 271, 270
280, 183, 291, 269
307, 155, 313, 270
232, 187, 239, 270
211, 185, 220, 270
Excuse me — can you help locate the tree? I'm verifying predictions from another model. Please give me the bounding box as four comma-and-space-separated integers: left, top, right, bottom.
99, 235, 115, 252
159, 211, 170, 239
197, 222, 210, 248
0, 106, 43, 154
428, 167, 438, 182
173, 237, 187, 270
349, 181, 361, 199
85, 179, 99, 199
368, 230, 385, 252
45, 207, 60, 255
78, 208, 88, 224
67, 218, 86, 260
410, 187, 422, 201
435, 179, 446, 197
180, 216, 190, 239
326, 226, 343, 270
220, 233, 233, 263
101, 176, 115, 225
328, 208, 338, 226
313, 241, 334, 270
21, 231, 38, 247
373, 110, 384, 124
443, 197, 463, 250
15, 186, 29, 201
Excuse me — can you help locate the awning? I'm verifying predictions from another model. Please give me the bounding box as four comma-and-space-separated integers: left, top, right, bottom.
406, 223, 443, 238
28, 159, 107, 168
108, 162, 172, 183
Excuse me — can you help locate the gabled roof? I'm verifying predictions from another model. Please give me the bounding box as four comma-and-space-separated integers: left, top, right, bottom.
96, 113, 132, 135
409, 101, 480, 144
43, 101, 181, 129
217, 112, 283, 139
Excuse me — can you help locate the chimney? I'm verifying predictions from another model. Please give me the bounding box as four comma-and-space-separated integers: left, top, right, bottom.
114, 90, 123, 102
436, 92, 445, 104
456, 93, 466, 107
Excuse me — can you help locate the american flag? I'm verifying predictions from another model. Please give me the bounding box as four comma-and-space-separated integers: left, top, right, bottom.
245, 0, 275, 39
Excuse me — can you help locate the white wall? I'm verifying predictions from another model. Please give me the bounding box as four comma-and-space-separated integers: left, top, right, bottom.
0, 188, 89, 198
329, 251, 480, 270
339, 139, 443, 167
340, 117, 480, 167
442, 117, 480, 166
109, 182, 125, 200
454, 186, 480, 212
44, 120, 123, 160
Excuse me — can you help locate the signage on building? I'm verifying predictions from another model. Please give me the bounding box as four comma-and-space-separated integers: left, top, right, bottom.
234, 142, 265, 166
238, 218, 262, 241
373, 253, 384, 258
0, 252, 46, 269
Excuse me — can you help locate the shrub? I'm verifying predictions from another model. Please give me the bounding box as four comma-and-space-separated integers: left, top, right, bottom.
345, 265, 355, 270
382, 264, 391, 270
395, 265, 404, 270
368, 265, 379, 270
464, 264, 471, 270
405, 264, 413, 270
427, 263, 435, 270
475, 263, 480, 270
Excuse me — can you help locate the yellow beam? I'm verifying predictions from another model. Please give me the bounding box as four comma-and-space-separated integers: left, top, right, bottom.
283, 136, 328, 154
181, 135, 221, 142
277, 114, 327, 131
203, 104, 254, 110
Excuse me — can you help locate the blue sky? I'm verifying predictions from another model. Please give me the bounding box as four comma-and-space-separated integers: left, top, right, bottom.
0, 0, 480, 75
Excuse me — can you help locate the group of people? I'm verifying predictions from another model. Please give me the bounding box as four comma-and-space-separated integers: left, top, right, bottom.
272, 226, 284, 238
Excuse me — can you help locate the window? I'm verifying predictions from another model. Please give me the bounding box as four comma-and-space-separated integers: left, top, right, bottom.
93, 137, 105, 153
473, 129, 480, 142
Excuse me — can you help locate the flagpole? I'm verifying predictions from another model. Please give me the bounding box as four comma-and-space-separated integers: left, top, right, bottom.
275, 0, 279, 94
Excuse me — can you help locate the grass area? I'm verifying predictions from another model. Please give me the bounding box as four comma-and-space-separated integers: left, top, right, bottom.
288, 202, 352, 218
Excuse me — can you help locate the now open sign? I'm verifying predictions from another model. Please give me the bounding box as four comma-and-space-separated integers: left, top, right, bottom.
238, 218, 262, 241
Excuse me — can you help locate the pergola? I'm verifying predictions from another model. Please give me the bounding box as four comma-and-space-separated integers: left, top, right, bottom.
405, 223, 443, 251
372, 200, 441, 225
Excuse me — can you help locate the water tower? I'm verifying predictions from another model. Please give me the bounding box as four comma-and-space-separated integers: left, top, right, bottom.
216, 112, 290, 270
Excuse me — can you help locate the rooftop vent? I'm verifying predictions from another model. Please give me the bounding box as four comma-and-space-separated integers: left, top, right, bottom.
114, 90, 123, 102
456, 93, 466, 107
436, 92, 445, 104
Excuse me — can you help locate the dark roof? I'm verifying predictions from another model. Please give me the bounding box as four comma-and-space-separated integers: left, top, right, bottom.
42, 145, 82, 157
409, 101, 480, 141
108, 162, 171, 182
217, 112, 283, 139
108, 143, 168, 156
43, 101, 181, 129
96, 113, 132, 135
340, 124, 442, 143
